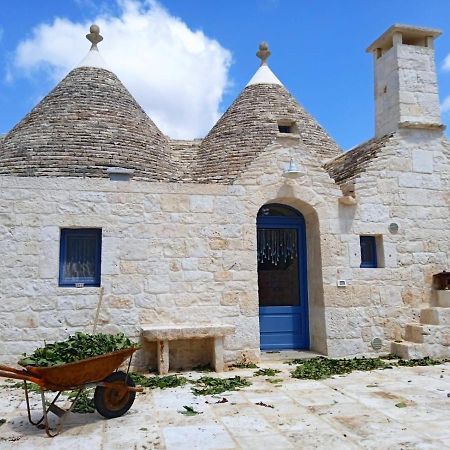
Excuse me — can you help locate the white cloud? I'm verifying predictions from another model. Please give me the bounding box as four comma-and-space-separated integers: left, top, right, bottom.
11, 0, 232, 139
441, 96, 450, 113
443, 53, 450, 71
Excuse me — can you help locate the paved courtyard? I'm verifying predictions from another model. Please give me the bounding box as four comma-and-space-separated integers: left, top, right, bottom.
0, 360, 449, 449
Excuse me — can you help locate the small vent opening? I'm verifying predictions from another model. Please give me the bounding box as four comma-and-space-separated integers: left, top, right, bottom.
278, 125, 292, 134
277, 121, 298, 135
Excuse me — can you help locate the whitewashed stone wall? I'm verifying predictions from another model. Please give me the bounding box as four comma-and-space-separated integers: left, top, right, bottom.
0, 132, 449, 366
0, 177, 261, 368
374, 43, 442, 137
324, 129, 449, 356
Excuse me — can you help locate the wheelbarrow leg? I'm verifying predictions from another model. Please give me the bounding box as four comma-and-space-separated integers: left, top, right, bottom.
39, 389, 83, 437
24, 381, 47, 426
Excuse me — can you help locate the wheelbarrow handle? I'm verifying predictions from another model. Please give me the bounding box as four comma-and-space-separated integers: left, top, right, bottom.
0, 364, 26, 374
0, 367, 43, 386
99, 381, 144, 393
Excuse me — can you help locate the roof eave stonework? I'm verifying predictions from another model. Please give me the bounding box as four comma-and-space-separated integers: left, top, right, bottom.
323, 133, 395, 186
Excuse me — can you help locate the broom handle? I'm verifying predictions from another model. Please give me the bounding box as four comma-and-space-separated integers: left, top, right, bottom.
92, 286, 104, 334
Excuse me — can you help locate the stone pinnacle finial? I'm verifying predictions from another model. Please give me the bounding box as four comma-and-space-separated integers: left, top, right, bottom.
86, 24, 103, 49
256, 42, 271, 66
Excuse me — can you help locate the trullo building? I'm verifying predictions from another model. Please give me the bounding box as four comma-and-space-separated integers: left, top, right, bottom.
0, 24, 449, 371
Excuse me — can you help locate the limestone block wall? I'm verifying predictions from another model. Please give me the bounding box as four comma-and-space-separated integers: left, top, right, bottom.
325, 130, 450, 356
0, 141, 344, 366
375, 43, 442, 137
0, 177, 262, 367
0, 132, 448, 365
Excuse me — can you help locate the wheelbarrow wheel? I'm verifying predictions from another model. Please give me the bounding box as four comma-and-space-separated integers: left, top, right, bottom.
94, 371, 136, 419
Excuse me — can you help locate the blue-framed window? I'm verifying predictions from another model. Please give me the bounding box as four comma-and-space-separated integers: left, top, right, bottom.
360, 236, 377, 268
59, 228, 102, 287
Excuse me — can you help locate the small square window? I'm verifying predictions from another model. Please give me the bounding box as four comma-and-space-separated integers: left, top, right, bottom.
59, 228, 102, 287
360, 235, 377, 268
278, 125, 292, 133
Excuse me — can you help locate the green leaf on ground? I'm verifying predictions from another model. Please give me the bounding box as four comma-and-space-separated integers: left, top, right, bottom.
68, 390, 95, 414
3, 381, 41, 392
192, 376, 251, 396
0, 419, 6, 426
395, 402, 407, 408
129, 373, 189, 390
231, 362, 258, 369
291, 357, 389, 380
266, 378, 283, 384
179, 405, 202, 416
396, 357, 446, 367
253, 368, 281, 377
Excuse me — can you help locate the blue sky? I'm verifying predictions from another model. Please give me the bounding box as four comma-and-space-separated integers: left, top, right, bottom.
1, 0, 450, 149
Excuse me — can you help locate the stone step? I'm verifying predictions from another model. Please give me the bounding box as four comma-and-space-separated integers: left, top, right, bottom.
421, 307, 450, 325
404, 323, 450, 345
391, 341, 425, 359
391, 341, 449, 359
437, 290, 450, 308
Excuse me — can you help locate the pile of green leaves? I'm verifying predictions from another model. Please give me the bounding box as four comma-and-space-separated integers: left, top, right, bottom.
11, 381, 41, 392
192, 376, 251, 396
253, 368, 281, 377
230, 362, 258, 369
19, 332, 136, 367
396, 357, 447, 367
129, 373, 189, 389
291, 357, 389, 380
68, 390, 95, 414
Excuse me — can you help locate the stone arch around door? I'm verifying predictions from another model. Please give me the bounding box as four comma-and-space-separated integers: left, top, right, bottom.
256, 200, 327, 354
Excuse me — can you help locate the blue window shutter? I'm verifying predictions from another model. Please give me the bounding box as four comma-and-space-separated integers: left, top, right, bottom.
360, 236, 377, 268
59, 229, 102, 286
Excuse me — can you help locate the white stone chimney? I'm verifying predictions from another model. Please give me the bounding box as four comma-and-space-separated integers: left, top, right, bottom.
367, 24, 443, 137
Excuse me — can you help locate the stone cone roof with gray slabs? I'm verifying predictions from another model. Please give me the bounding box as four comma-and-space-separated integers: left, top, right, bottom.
192, 83, 342, 184
0, 66, 172, 181
323, 133, 394, 186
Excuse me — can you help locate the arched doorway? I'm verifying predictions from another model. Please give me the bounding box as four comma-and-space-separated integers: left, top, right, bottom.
257, 203, 309, 350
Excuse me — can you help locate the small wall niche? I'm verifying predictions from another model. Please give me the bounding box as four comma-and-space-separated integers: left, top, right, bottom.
277, 120, 299, 135
433, 272, 450, 290
107, 167, 134, 181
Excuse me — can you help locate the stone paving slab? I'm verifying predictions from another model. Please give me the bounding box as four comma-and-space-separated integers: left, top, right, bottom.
0, 361, 449, 449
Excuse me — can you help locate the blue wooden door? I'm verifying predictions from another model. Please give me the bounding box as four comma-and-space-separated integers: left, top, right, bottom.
257, 204, 309, 350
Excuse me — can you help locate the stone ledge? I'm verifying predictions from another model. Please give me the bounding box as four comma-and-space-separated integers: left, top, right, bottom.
141, 324, 235, 341
399, 121, 446, 131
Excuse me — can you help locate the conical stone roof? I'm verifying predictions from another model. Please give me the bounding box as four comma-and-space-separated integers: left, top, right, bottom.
0, 26, 172, 181
192, 44, 341, 184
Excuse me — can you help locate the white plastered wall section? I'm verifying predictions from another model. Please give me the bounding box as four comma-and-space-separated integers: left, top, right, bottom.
330, 129, 450, 356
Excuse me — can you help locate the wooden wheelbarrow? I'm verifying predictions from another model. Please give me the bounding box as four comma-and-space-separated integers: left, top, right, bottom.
0, 347, 143, 437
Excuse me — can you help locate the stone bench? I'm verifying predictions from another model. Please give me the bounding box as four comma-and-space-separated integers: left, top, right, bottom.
140, 324, 235, 375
